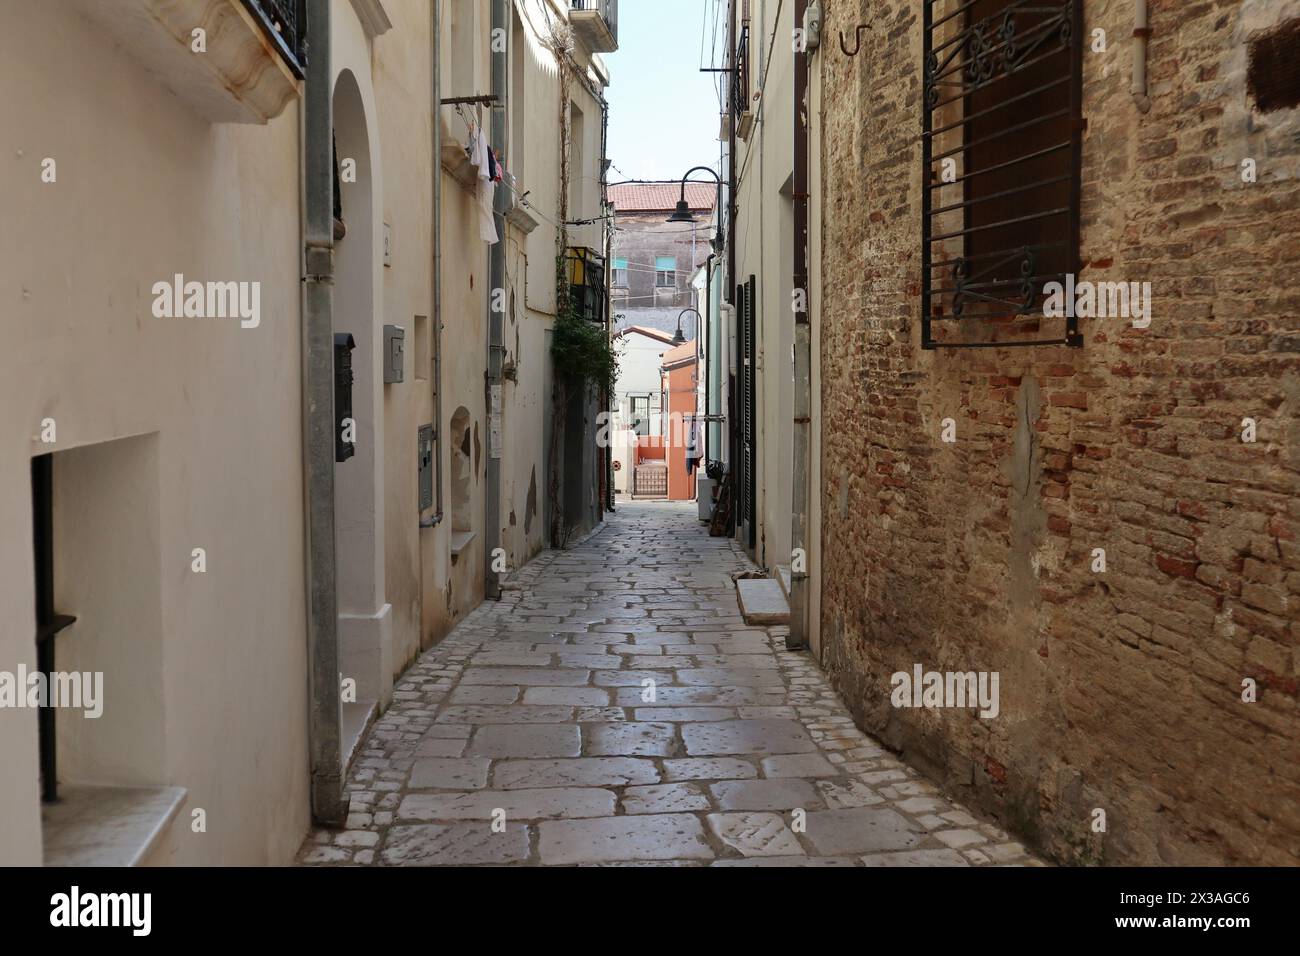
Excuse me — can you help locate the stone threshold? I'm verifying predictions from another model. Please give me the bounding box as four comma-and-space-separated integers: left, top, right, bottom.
41, 784, 186, 866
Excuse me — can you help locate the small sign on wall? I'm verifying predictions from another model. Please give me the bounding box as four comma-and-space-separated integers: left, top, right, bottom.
383, 222, 392, 267
489, 385, 502, 459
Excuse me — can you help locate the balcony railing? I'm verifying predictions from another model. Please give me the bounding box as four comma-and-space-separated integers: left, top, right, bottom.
570, 0, 619, 53
243, 0, 307, 78
733, 20, 754, 136
566, 247, 608, 324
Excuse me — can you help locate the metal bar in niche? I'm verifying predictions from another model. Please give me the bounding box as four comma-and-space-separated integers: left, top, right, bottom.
929, 5, 1065, 63
929, 74, 1071, 139
925, 141, 1072, 190
930, 238, 1068, 266
929, 106, 1072, 163
929, 45, 1071, 111
928, 205, 1070, 243
924, 337, 1075, 348
929, 48, 1072, 112
931, 174, 1072, 216
929, 271, 1069, 297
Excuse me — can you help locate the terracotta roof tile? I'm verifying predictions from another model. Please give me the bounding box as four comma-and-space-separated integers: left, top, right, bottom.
609, 182, 717, 213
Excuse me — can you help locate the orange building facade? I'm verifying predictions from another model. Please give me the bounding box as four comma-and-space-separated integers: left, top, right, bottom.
660, 340, 698, 502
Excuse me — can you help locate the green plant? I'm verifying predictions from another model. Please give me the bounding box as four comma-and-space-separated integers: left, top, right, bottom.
550, 255, 619, 396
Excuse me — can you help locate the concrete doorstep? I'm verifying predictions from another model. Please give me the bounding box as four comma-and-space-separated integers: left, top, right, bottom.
736, 577, 790, 626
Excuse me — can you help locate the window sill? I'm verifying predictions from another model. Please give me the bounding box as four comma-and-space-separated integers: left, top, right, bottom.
505, 202, 541, 235
450, 530, 478, 560
41, 784, 187, 867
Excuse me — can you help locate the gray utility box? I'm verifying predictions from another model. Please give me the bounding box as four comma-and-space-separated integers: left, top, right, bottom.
383, 324, 405, 383
418, 424, 435, 511
697, 476, 716, 521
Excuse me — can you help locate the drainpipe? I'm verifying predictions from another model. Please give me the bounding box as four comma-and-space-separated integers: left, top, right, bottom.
301, 0, 345, 826
428, 0, 445, 528
1132, 0, 1151, 113
485, 0, 507, 599
602, 97, 614, 514
703, 251, 717, 461
787, 0, 811, 651
726, 0, 739, 535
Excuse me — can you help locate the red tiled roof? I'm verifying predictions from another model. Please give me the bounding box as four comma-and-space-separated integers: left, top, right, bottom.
616, 325, 677, 344
661, 340, 696, 366
609, 182, 717, 212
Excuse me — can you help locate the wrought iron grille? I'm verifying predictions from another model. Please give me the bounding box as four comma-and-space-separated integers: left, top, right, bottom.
566, 246, 608, 323
571, 0, 619, 33
243, 0, 307, 78
921, 0, 1083, 349
734, 21, 752, 115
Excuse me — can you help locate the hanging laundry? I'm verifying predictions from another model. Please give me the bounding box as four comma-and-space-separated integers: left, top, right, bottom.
685, 417, 702, 475
467, 125, 498, 244
468, 125, 491, 179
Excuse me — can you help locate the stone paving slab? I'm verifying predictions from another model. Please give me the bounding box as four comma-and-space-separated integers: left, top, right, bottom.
736, 578, 791, 625
539, 814, 714, 864
298, 502, 1043, 868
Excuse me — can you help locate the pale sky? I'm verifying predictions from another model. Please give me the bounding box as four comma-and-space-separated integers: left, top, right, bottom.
604, 0, 728, 184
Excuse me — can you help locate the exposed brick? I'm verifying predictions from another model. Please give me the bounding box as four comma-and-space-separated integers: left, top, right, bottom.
1156, 554, 1199, 579
816, 0, 1300, 868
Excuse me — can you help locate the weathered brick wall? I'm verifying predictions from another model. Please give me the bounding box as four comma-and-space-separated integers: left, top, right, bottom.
818, 0, 1299, 864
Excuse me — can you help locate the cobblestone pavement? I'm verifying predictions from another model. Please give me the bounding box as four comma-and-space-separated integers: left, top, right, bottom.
299, 501, 1042, 866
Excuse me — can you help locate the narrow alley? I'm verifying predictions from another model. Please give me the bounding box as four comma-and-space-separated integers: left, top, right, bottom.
299, 502, 1039, 867
5, 0, 1296, 917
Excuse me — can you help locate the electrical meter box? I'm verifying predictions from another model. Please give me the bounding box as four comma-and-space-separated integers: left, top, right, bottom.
383, 324, 405, 384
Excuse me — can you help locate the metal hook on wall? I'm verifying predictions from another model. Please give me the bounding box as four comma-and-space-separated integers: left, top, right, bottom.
839, 24, 870, 57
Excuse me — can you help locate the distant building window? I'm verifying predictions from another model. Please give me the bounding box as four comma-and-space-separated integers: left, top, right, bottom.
630, 396, 651, 437
613, 258, 629, 287
655, 256, 677, 288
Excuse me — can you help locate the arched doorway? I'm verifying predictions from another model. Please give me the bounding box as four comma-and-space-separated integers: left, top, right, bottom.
333, 68, 390, 712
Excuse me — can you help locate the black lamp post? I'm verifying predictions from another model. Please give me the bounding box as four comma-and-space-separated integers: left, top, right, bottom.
674, 308, 701, 346
667, 166, 722, 224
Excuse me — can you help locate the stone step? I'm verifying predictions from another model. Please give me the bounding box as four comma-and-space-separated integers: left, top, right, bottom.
774, 564, 792, 599
736, 577, 791, 625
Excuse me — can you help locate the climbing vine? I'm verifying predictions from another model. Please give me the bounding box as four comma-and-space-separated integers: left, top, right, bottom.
551, 259, 619, 397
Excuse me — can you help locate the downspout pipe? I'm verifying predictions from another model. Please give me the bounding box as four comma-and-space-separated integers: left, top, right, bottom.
788, 0, 811, 651
485, 0, 507, 599
1132, 0, 1151, 113
301, 0, 345, 826
429, 0, 445, 528
602, 98, 615, 514
726, 0, 739, 535
704, 251, 717, 462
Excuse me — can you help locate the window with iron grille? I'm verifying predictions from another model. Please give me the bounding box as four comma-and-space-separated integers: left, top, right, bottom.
734, 20, 751, 115
921, 0, 1083, 349
243, 0, 307, 78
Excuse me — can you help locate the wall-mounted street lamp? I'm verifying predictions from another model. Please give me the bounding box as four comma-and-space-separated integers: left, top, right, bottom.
674, 308, 702, 346
667, 165, 723, 224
